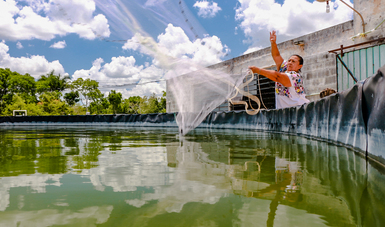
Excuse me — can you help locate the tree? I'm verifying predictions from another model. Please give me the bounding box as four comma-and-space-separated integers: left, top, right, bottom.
139, 93, 164, 114
89, 97, 110, 114
159, 91, 167, 113
88, 90, 109, 114
37, 71, 70, 93
0, 68, 37, 114
0, 68, 15, 111
8, 73, 37, 104
2, 95, 44, 116
121, 96, 141, 114
70, 78, 100, 113
39, 91, 72, 115
64, 91, 80, 106
108, 90, 122, 114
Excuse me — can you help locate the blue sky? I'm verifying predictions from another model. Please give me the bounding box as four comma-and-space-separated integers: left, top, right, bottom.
1, 0, 353, 98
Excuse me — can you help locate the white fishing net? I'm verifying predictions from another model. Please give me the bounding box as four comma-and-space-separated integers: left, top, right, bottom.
166, 63, 261, 135
93, 0, 262, 135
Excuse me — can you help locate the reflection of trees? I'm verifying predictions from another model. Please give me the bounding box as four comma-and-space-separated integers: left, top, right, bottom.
0, 131, 38, 176
72, 136, 103, 170
1, 128, 181, 176
37, 135, 67, 174
0, 129, 72, 176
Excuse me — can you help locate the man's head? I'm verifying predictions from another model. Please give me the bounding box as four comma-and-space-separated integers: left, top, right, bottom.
287, 54, 303, 72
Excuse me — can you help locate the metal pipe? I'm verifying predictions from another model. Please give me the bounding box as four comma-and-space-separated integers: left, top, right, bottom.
328, 37, 385, 54
339, 0, 365, 34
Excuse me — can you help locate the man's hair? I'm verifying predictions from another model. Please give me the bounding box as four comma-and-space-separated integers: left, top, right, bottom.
291, 54, 304, 72
291, 54, 304, 65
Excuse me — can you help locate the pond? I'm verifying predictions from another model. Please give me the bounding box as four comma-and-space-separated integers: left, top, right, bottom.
0, 127, 384, 227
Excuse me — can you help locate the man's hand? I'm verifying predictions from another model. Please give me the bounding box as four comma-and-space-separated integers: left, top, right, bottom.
270, 31, 277, 44
248, 66, 259, 74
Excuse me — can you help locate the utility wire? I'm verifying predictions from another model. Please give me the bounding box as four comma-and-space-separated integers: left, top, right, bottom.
100, 79, 165, 88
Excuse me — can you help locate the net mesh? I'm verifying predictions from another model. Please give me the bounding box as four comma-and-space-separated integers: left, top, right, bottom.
166, 64, 261, 135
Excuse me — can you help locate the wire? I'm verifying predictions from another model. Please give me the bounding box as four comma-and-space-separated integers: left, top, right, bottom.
100, 79, 165, 88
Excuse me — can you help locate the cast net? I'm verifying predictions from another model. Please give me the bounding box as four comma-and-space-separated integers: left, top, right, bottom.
94, 0, 261, 135
166, 64, 261, 135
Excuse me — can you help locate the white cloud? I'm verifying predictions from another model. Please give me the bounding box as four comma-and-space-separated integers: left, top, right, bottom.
50, 40, 67, 49
0, 41, 66, 79
72, 57, 164, 98
235, 0, 353, 49
157, 24, 228, 66
123, 24, 228, 67
16, 42, 23, 49
0, 0, 110, 41
193, 1, 222, 18
243, 46, 262, 55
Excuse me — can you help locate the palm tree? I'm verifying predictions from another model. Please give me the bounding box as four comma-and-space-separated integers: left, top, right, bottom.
37, 70, 70, 93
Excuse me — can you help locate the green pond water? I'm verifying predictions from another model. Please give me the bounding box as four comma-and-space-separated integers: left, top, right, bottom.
1, 126, 385, 227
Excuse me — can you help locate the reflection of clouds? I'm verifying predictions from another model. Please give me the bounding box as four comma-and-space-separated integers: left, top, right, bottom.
80, 147, 173, 192
0, 174, 62, 211
0, 205, 113, 227
78, 141, 232, 213
127, 142, 232, 213
126, 199, 146, 208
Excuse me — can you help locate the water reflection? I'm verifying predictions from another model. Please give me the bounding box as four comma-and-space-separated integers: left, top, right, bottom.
0, 127, 384, 226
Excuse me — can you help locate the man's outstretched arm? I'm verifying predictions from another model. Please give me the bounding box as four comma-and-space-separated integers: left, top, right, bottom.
270, 31, 284, 71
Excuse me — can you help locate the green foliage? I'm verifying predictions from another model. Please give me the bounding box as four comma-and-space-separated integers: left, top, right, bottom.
89, 97, 110, 114
70, 78, 100, 112
88, 89, 110, 114
0, 67, 167, 117
121, 96, 141, 114
8, 73, 37, 104
2, 95, 44, 116
64, 91, 80, 106
0, 68, 37, 114
38, 91, 73, 115
37, 71, 69, 93
0, 68, 14, 110
108, 90, 122, 114
138, 93, 166, 114
72, 104, 86, 115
